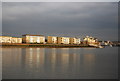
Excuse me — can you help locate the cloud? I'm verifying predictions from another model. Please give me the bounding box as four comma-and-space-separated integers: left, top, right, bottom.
0, 2, 2, 35
2, 0, 119, 2
2, 2, 118, 41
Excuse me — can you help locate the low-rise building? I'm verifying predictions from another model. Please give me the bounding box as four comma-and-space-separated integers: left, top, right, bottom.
57, 37, 70, 44
17, 38, 22, 43
11, 37, 22, 43
47, 36, 57, 44
0, 36, 12, 43
70, 37, 81, 44
76, 38, 81, 44
11, 37, 18, 43
83, 36, 98, 44
70, 38, 76, 44
22, 34, 45, 44
0, 36, 22, 43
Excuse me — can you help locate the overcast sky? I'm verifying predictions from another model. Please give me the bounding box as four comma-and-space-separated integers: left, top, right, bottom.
2, 2, 118, 41
2, 0, 119, 2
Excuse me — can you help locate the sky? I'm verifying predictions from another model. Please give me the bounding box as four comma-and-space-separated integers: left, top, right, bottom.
0, 2, 2, 36
2, 0, 120, 2
2, 2, 118, 41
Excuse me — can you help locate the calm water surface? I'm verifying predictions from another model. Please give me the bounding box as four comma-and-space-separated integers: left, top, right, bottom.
2, 47, 118, 79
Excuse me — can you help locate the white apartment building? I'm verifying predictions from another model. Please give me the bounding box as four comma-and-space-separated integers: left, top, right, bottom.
22, 34, 45, 44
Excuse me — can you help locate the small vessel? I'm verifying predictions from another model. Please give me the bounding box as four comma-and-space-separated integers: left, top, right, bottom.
89, 44, 104, 48
110, 44, 112, 47
99, 45, 104, 48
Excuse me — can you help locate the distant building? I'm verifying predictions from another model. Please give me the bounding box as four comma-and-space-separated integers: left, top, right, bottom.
76, 38, 81, 44
17, 38, 22, 43
47, 36, 57, 44
0, 36, 12, 43
22, 34, 45, 44
0, 36, 22, 43
83, 36, 98, 44
57, 37, 70, 44
70, 38, 76, 44
11, 37, 18, 43
70, 37, 81, 44
11, 37, 22, 43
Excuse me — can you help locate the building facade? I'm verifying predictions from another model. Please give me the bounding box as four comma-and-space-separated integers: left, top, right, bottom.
69, 38, 76, 44
76, 38, 81, 44
22, 34, 45, 44
17, 38, 22, 43
11, 37, 18, 43
0, 36, 22, 43
83, 36, 98, 44
47, 36, 57, 44
0, 36, 12, 43
57, 37, 70, 44
70, 37, 81, 44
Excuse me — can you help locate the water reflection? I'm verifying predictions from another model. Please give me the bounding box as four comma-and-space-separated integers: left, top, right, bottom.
23, 48, 45, 74
3, 48, 22, 68
60, 48, 69, 71
20, 48, 96, 77
29, 48, 33, 69
83, 53, 95, 73
21, 48, 26, 69
2, 47, 118, 79
51, 48, 56, 72
0, 47, 2, 80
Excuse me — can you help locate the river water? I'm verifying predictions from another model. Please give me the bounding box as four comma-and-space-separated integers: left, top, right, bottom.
2, 47, 118, 79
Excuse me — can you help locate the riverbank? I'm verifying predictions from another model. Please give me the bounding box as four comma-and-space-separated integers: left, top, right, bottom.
0, 43, 99, 48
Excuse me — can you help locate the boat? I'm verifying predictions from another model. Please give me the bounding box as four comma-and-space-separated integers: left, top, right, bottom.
98, 45, 104, 48
110, 44, 112, 47
89, 44, 104, 48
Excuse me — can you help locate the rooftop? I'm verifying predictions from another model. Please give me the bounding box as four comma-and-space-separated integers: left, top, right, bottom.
22, 34, 44, 36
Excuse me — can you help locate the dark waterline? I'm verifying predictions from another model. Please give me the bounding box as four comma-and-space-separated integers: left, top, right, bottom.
2, 47, 118, 79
